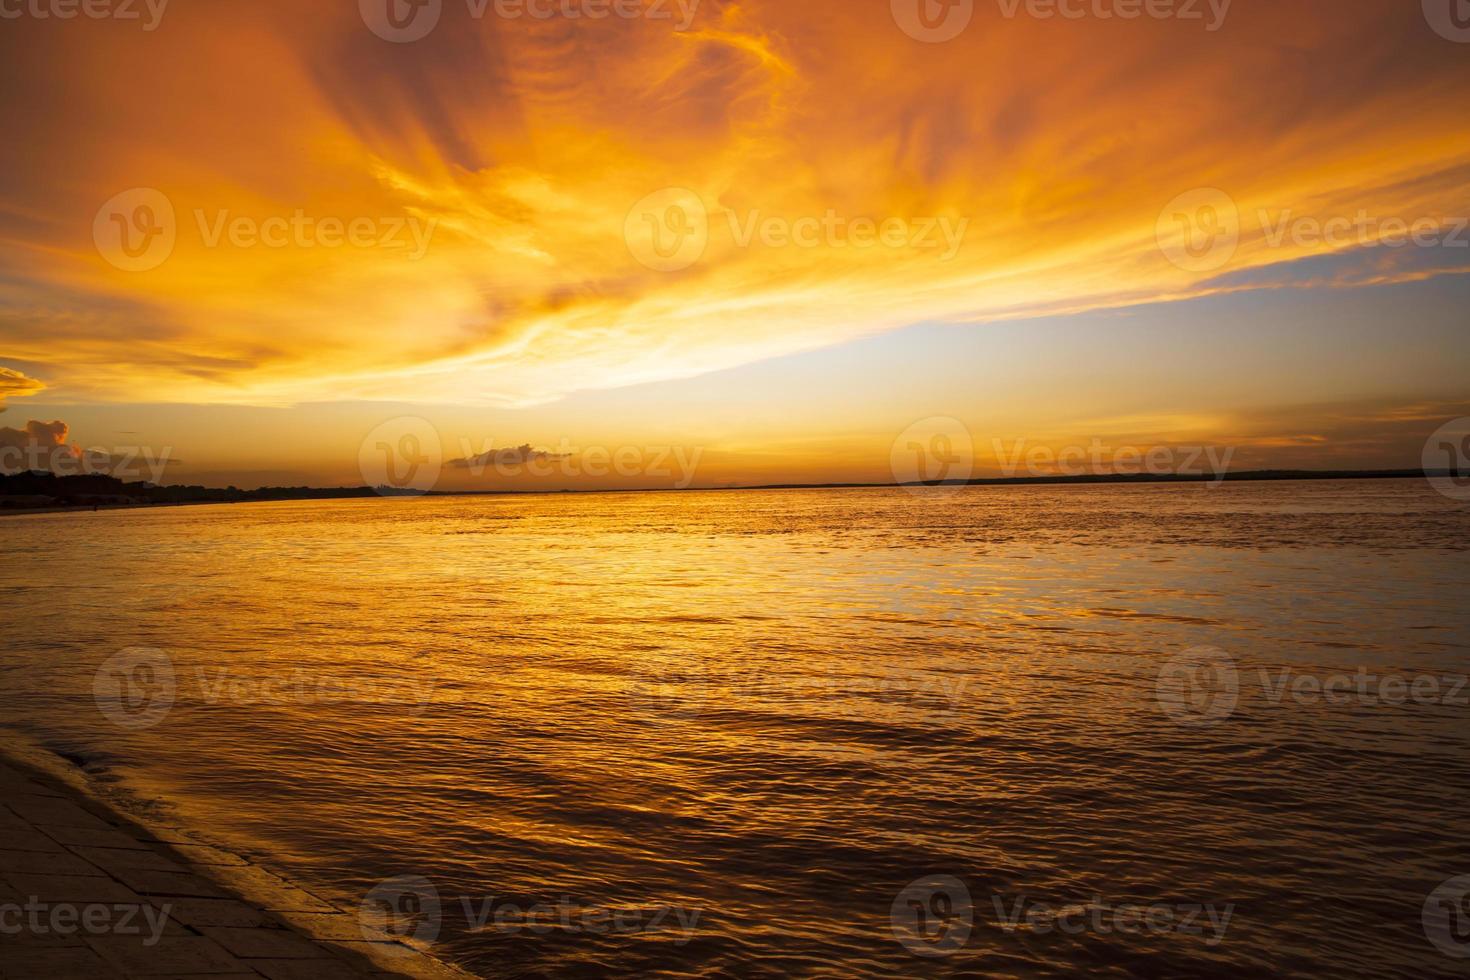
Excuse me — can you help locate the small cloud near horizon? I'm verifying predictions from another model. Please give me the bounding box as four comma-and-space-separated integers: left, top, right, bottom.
0, 418, 75, 471
0, 417, 182, 479
447, 444, 573, 470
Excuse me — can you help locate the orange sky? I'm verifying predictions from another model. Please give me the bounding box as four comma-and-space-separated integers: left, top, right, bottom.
2, 1, 1469, 488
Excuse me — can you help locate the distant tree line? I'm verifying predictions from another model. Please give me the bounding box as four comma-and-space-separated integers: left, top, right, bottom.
0, 471, 412, 509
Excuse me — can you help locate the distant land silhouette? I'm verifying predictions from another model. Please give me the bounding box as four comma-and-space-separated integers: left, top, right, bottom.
0, 468, 1452, 513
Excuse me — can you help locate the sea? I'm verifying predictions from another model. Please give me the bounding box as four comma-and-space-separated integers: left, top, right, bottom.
2, 480, 1468, 978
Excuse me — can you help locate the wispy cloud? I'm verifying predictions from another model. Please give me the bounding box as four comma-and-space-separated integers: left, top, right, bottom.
0, 367, 45, 408
0, 2, 1466, 408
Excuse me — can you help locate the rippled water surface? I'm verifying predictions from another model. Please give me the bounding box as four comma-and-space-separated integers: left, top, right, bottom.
3, 481, 1469, 978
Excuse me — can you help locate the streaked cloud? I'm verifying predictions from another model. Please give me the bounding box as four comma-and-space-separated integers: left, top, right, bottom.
0, 1, 1465, 409
0, 367, 46, 406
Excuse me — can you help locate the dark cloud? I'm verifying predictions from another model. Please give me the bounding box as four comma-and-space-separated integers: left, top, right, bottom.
448, 444, 572, 469
0, 418, 74, 473
0, 418, 179, 481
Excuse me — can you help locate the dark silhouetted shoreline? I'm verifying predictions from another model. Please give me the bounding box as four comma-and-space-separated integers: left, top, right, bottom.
0, 468, 1450, 515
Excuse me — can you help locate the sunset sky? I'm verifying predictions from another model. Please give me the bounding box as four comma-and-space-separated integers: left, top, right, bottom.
2, 0, 1468, 489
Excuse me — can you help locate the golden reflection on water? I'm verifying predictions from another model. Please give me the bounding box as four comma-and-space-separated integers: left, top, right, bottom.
1, 481, 1468, 978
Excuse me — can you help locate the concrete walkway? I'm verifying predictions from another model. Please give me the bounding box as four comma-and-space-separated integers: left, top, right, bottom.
0, 759, 470, 980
